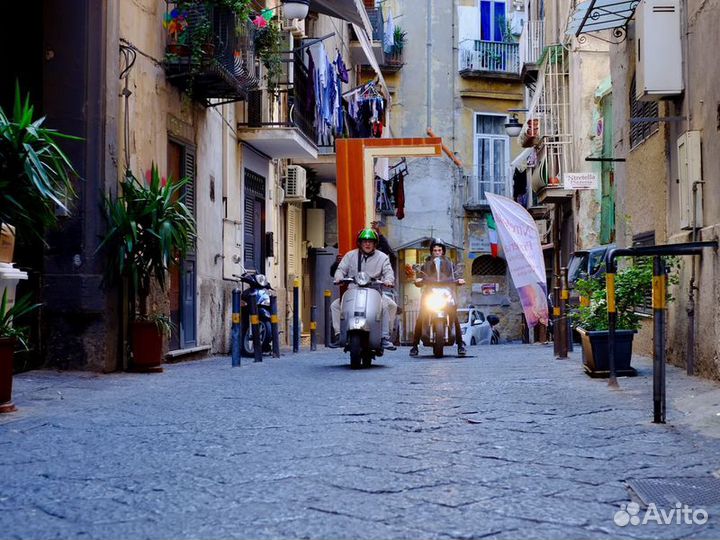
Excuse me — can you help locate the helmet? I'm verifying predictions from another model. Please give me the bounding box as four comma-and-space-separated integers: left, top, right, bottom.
429, 238, 446, 255
357, 228, 379, 245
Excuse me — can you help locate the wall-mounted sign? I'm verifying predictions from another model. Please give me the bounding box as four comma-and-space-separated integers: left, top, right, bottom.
564, 172, 599, 190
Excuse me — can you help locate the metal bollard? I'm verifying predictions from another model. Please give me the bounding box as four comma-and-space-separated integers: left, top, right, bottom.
249, 294, 263, 363
324, 290, 332, 347
292, 278, 300, 353
231, 287, 242, 367
270, 295, 280, 358
310, 305, 317, 351
553, 285, 561, 356
563, 266, 573, 353
606, 269, 618, 388
558, 267, 568, 358
652, 256, 667, 423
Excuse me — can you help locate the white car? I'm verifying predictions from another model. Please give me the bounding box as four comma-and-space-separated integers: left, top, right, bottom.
457, 307, 492, 346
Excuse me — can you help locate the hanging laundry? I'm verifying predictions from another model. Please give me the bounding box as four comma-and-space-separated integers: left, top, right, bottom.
395, 173, 405, 220
335, 51, 349, 83
384, 9, 395, 54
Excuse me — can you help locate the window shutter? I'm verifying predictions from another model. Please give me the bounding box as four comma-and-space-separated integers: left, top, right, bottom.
183, 147, 196, 250
287, 205, 298, 276
244, 196, 255, 270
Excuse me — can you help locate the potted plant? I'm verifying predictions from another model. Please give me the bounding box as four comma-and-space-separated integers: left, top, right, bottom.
0, 290, 40, 413
253, 17, 283, 91
571, 257, 677, 377
97, 165, 196, 372
0, 82, 79, 247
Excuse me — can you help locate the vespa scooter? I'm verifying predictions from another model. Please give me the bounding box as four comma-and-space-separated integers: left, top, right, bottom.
416, 270, 462, 358
237, 271, 273, 357
339, 272, 384, 369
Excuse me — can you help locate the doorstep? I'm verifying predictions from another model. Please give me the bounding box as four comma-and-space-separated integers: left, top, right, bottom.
165, 345, 211, 363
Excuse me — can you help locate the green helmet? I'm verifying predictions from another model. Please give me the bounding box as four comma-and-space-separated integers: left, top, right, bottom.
357, 228, 379, 244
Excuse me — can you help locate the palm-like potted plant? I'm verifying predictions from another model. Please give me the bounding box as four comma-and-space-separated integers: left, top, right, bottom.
0, 291, 41, 412
97, 164, 196, 372
571, 257, 677, 377
0, 82, 78, 246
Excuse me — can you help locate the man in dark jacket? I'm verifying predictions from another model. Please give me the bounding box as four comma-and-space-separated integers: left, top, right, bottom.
409, 238, 466, 357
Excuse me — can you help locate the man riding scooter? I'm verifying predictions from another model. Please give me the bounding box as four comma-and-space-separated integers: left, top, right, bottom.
409, 238, 467, 357
331, 228, 397, 350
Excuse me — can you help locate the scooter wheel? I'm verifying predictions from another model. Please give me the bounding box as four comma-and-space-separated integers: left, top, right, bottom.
349, 333, 362, 369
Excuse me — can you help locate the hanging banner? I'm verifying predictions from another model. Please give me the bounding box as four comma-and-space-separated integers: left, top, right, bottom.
486, 193, 549, 327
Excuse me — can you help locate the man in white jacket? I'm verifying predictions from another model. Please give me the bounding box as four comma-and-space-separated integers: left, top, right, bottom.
330, 228, 397, 350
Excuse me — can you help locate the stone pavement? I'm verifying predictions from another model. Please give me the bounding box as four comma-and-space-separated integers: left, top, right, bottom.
2, 343, 720, 540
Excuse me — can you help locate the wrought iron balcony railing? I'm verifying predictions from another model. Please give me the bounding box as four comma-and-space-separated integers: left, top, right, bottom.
520, 20, 545, 66
459, 40, 520, 75
163, 3, 258, 106
464, 174, 510, 209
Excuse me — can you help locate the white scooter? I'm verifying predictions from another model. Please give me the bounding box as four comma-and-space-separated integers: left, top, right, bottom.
339, 272, 384, 369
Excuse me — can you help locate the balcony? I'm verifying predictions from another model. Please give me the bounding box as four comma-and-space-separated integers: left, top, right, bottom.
237, 56, 319, 160
163, 4, 258, 106
350, 8, 385, 67
381, 50, 403, 73
519, 20, 545, 83
459, 40, 520, 79
463, 174, 510, 210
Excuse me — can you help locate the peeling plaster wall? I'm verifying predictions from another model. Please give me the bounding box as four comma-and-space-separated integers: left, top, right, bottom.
120, 0, 241, 356
609, 8, 720, 379
568, 40, 609, 250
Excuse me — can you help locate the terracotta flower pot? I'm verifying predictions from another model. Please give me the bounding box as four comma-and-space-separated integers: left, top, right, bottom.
130, 321, 164, 373
0, 337, 17, 413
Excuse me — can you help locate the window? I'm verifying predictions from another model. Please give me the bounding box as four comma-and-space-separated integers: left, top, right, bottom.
629, 76, 659, 149
480, 0, 508, 42
474, 114, 510, 201
472, 255, 507, 276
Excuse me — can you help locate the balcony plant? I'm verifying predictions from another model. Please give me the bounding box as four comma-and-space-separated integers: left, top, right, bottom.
0, 290, 41, 413
97, 164, 196, 372
0, 82, 79, 246
571, 257, 678, 377
253, 17, 283, 91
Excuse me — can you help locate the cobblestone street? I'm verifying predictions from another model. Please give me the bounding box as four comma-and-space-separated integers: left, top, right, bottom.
2, 344, 720, 539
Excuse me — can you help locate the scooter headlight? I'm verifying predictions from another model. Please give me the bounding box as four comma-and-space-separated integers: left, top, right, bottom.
255, 274, 268, 287
426, 292, 448, 311
355, 272, 371, 286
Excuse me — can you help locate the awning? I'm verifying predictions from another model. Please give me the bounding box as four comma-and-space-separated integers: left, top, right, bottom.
395, 236, 464, 252
566, 0, 639, 37
311, 0, 373, 37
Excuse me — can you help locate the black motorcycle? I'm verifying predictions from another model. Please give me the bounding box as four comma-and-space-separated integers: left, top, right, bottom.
238, 271, 273, 357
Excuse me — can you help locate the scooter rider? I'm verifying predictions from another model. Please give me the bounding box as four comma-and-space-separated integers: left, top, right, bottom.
409, 238, 467, 357
331, 228, 397, 350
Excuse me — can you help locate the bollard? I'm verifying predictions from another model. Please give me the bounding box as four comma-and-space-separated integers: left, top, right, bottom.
652, 256, 667, 423
231, 287, 242, 367
553, 286, 561, 356
270, 295, 280, 358
563, 266, 573, 353
606, 268, 618, 388
558, 267, 568, 358
293, 278, 300, 353
324, 290, 332, 347
249, 294, 263, 363
310, 305, 317, 351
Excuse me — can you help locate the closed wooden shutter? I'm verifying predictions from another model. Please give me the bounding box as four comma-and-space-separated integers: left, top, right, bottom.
287, 205, 299, 276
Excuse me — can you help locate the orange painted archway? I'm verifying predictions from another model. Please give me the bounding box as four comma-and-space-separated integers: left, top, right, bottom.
335, 138, 443, 254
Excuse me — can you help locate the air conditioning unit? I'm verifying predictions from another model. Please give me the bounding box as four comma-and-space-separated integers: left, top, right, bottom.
282, 17, 305, 38
635, 0, 683, 101
677, 131, 703, 230
284, 165, 308, 201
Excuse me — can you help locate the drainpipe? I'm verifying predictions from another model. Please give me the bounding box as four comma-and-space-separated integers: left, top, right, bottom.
682, 0, 698, 376
426, 0, 432, 130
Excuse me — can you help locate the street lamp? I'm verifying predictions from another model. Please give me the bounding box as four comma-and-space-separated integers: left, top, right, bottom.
504, 113, 522, 137
282, 0, 310, 19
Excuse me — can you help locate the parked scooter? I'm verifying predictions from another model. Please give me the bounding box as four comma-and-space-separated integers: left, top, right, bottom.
487, 314, 500, 344
237, 271, 273, 357
339, 272, 385, 369
416, 270, 463, 358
